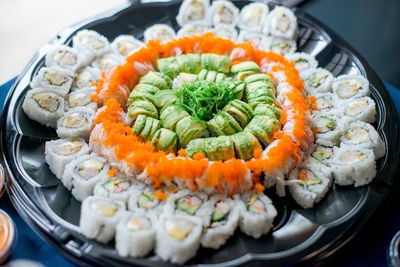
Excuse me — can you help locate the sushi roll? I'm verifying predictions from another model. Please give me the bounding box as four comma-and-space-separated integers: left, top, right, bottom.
128, 100, 158, 121
132, 115, 161, 141
65, 88, 97, 111
211, 25, 238, 40
264, 6, 298, 40
177, 23, 211, 37
341, 96, 377, 123
288, 160, 332, 209
176, 0, 210, 26
304, 68, 334, 95
30, 67, 74, 96
73, 66, 101, 90
79, 196, 125, 243
285, 52, 318, 79
91, 52, 123, 72
332, 74, 370, 102
111, 35, 144, 57
153, 90, 177, 108
160, 105, 190, 130
209, 0, 239, 27
45, 45, 91, 72
172, 73, 198, 89
62, 154, 109, 200
263, 36, 297, 55
45, 138, 89, 179
151, 128, 178, 153
93, 175, 132, 203
237, 31, 265, 49
186, 136, 235, 161
56, 107, 95, 140
175, 116, 209, 147
238, 3, 269, 32
73, 30, 110, 57
223, 99, 254, 128
340, 119, 385, 158
310, 144, 334, 164
313, 93, 336, 114
163, 190, 212, 226
231, 132, 261, 161
128, 186, 165, 215
237, 192, 277, 238
245, 116, 281, 146
330, 147, 376, 187
313, 113, 342, 147
144, 24, 176, 43
253, 103, 280, 120
115, 211, 156, 257
22, 88, 65, 128
201, 195, 239, 249
155, 214, 202, 264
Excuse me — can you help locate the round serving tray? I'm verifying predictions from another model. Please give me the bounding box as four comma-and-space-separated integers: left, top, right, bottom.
1, 0, 399, 266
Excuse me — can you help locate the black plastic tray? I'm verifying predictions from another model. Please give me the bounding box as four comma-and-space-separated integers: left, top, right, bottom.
1, 1, 399, 266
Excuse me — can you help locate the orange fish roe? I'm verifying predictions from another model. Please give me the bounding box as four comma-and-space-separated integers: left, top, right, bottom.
298, 170, 308, 180
156, 190, 168, 201
107, 168, 118, 177
92, 33, 314, 195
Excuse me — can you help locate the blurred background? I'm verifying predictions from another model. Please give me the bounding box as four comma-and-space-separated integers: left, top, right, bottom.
0, 0, 399, 87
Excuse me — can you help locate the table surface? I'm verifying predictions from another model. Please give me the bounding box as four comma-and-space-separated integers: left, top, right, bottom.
1, 0, 400, 266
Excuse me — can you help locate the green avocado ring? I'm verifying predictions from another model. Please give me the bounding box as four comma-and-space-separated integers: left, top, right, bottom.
127, 53, 282, 161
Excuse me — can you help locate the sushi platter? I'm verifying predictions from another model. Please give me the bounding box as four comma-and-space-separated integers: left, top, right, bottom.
1, 0, 399, 266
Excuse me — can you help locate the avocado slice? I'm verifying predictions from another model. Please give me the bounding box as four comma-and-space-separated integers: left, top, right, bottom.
175, 116, 209, 147
244, 73, 273, 84
160, 105, 190, 131
253, 104, 280, 119
186, 138, 207, 158
230, 61, 260, 74
140, 71, 172, 90
151, 128, 177, 153
132, 114, 147, 135
153, 90, 177, 108
201, 54, 230, 73
245, 116, 280, 146
127, 100, 158, 120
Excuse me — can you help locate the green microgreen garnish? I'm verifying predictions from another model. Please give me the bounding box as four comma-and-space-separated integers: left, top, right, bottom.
174, 80, 238, 121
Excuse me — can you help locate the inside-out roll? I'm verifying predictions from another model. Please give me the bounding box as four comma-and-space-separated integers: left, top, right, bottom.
66, 88, 97, 111
30, 67, 74, 96
93, 175, 132, 203
341, 96, 376, 123
263, 36, 297, 55
304, 68, 334, 95
45, 138, 89, 179
144, 24, 176, 43
211, 25, 238, 40
237, 192, 277, 238
91, 52, 123, 72
56, 107, 95, 140
177, 23, 211, 37
79, 196, 125, 243
111, 35, 144, 57
313, 93, 336, 114
330, 147, 376, 187
115, 211, 156, 257
155, 214, 202, 264
176, 0, 210, 26
264, 6, 298, 39
128, 185, 165, 215
209, 0, 239, 27
238, 2, 269, 32
340, 119, 385, 158
73, 67, 101, 90
22, 88, 65, 128
201, 195, 239, 249
332, 74, 370, 102
45, 45, 91, 72
312, 113, 342, 147
62, 153, 109, 200
73, 29, 110, 57
285, 52, 318, 80
288, 160, 332, 208
238, 31, 265, 49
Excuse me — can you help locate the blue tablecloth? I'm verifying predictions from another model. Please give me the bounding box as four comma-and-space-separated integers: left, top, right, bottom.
0, 78, 399, 267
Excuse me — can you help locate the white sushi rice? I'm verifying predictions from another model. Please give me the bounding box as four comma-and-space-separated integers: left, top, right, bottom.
201, 195, 239, 249
238, 2, 269, 32
313, 93, 336, 114
332, 74, 370, 102
65, 88, 97, 111
30, 67, 74, 96
22, 88, 65, 128
237, 192, 277, 238
79, 196, 125, 243
115, 211, 156, 257
45, 44, 92, 72
56, 107, 95, 140
62, 153, 109, 200
264, 6, 298, 39
340, 118, 385, 158
312, 113, 342, 147
263, 36, 297, 55
91, 52, 124, 72
288, 160, 332, 209
176, 0, 211, 27
93, 175, 133, 204
304, 68, 334, 95
144, 24, 176, 43
45, 138, 89, 179
211, 25, 238, 40
209, 0, 239, 27
73, 66, 101, 90
127, 185, 166, 215
73, 29, 110, 57
111, 35, 144, 57
285, 52, 318, 80
329, 147, 376, 187
155, 213, 202, 264
339, 96, 377, 123
177, 23, 211, 37
237, 31, 265, 49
